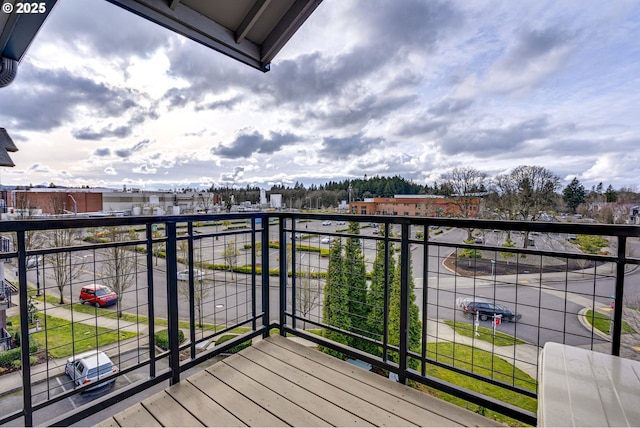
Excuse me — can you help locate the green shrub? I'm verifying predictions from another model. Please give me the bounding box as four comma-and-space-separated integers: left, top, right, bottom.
154, 329, 185, 350
215, 334, 251, 353
0, 338, 38, 365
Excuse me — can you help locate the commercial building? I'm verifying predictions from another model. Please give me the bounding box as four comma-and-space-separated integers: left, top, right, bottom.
349, 194, 480, 217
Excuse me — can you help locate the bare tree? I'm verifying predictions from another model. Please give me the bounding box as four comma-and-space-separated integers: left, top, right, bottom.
294, 273, 320, 329
99, 227, 138, 317
489, 165, 560, 247
197, 193, 214, 213
178, 239, 189, 263
222, 240, 239, 279
44, 229, 85, 304
152, 229, 165, 266
178, 254, 210, 328
439, 167, 487, 240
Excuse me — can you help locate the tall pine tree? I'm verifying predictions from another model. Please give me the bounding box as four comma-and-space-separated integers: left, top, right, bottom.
366, 225, 393, 356
344, 222, 368, 349
387, 252, 422, 369
321, 238, 350, 358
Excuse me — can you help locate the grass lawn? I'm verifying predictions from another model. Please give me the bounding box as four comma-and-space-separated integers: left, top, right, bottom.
585, 310, 636, 335
444, 320, 526, 346
8, 314, 137, 359
419, 342, 537, 425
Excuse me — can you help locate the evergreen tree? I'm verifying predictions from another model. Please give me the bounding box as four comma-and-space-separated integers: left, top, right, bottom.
562, 177, 586, 213
321, 238, 350, 358
343, 222, 368, 349
365, 225, 393, 356
387, 253, 422, 369
605, 184, 618, 203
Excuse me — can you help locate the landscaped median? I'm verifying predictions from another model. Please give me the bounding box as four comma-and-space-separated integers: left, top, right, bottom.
579, 308, 636, 338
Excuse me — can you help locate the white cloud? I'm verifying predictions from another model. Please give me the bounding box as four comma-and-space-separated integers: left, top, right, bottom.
0, 0, 636, 191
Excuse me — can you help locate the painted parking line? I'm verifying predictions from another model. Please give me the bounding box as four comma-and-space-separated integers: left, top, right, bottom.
56, 377, 77, 409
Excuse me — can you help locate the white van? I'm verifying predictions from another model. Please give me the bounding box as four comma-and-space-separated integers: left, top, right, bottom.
65, 350, 118, 391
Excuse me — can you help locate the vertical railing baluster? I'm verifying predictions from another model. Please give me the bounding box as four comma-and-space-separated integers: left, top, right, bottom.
382, 222, 390, 362
187, 222, 196, 358
399, 222, 410, 384
612, 235, 626, 356
291, 221, 297, 331
17, 230, 32, 426
165, 222, 180, 384
421, 223, 429, 377
251, 218, 257, 332
262, 216, 270, 338
145, 224, 156, 378
279, 217, 287, 336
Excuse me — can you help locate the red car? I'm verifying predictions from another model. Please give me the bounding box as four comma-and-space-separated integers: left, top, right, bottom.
78, 284, 117, 308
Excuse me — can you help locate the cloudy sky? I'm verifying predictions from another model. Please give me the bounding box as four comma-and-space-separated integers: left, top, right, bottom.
1, 0, 639, 191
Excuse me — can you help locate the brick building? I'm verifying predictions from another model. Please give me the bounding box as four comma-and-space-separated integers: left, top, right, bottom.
349, 195, 480, 217
9, 189, 103, 215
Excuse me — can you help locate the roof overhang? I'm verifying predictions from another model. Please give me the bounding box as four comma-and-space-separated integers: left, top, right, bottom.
106, 0, 323, 72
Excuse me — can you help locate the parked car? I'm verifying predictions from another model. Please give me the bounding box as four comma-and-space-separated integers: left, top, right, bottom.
294, 232, 302, 238
177, 269, 205, 281
65, 350, 118, 391
474, 236, 484, 244
79, 284, 117, 308
372, 229, 379, 235
458, 298, 520, 322
336, 221, 346, 225
320, 237, 333, 244
322, 220, 332, 226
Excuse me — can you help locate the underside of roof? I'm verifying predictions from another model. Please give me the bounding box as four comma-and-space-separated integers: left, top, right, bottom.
106, 0, 323, 72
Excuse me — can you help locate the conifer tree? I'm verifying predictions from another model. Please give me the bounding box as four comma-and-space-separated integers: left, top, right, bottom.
321, 238, 350, 358
365, 225, 393, 356
387, 252, 422, 369
343, 222, 368, 349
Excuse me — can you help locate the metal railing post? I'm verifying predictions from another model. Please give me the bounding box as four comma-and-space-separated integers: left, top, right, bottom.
187, 222, 196, 358
612, 235, 627, 356
279, 216, 288, 335
145, 224, 156, 378
165, 222, 180, 384
261, 217, 270, 338
399, 222, 410, 384
251, 218, 257, 331
16, 231, 33, 426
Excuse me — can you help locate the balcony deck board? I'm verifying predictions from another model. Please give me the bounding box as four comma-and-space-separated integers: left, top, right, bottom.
98, 336, 500, 427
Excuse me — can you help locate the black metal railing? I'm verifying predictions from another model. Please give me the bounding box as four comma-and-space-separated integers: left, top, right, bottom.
0, 213, 638, 426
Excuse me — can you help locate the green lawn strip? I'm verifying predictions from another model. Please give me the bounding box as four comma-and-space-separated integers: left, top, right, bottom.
423, 342, 537, 424
444, 320, 526, 346
585, 310, 635, 335
8, 314, 137, 359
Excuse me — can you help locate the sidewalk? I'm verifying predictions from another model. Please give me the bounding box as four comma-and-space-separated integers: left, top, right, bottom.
425, 318, 540, 379
1, 299, 152, 396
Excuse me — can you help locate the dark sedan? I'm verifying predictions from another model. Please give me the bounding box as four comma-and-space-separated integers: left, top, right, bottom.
461, 300, 521, 322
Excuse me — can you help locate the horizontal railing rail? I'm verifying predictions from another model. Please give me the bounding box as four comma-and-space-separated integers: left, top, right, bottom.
0, 212, 637, 426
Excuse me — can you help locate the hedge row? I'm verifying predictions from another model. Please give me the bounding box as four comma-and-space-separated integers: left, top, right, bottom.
154, 328, 185, 350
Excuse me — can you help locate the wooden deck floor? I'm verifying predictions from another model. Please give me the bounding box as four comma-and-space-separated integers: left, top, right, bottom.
97, 336, 500, 427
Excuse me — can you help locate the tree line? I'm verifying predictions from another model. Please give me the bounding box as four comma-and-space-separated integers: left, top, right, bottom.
206, 166, 637, 220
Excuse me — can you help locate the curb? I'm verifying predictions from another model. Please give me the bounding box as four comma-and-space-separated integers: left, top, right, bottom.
577, 307, 611, 341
